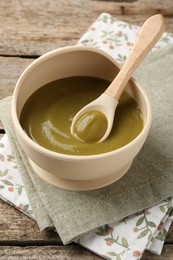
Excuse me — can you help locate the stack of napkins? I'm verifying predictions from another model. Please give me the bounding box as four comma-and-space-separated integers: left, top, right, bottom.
1, 13, 173, 259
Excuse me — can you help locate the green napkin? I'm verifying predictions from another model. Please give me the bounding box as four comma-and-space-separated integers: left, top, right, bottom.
0, 45, 173, 245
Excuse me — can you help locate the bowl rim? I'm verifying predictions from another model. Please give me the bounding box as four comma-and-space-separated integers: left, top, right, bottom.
12, 45, 152, 161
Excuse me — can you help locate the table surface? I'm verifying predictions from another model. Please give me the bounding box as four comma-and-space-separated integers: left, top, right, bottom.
0, 0, 173, 259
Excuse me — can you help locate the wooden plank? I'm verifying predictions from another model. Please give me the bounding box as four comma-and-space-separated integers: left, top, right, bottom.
92, 0, 173, 16
0, 245, 102, 259
0, 0, 172, 57
167, 224, 173, 241
0, 244, 173, 259
0, 0, 95, 56
0, 199, 60, 243
0, 56, 34, 99
95, 0, 136, 2
0, 56, 34, 130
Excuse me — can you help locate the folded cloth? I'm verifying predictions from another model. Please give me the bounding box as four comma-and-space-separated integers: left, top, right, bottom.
1, 134, 173, 260
0, 12, 173, 258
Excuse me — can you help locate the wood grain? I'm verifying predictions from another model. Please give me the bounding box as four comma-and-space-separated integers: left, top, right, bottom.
0, 0, 172, 57
0, 57, 34, 99
0, 245, 103, 259
0, 56, 34, 129
0, 244, 173, 259
0, 200, 60, 243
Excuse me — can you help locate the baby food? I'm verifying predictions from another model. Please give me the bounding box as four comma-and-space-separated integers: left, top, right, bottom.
20, 76, 143, 155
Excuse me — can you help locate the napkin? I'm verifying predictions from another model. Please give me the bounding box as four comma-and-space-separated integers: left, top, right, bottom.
1, 13, 173, 259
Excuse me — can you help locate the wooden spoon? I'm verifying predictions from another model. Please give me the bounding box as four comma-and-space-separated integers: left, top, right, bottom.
71, 14, 165, 142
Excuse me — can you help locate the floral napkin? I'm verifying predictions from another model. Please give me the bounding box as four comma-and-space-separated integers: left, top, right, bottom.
1, 13, 173, 259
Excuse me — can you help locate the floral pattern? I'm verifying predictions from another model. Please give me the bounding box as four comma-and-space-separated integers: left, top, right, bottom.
1, 12, 173, 260
78, 12, 173, 64
79, 200, 173, 260
0, 134, 34, 217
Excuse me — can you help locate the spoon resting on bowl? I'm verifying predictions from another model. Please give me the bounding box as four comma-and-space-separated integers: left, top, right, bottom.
71, 14, 165, 143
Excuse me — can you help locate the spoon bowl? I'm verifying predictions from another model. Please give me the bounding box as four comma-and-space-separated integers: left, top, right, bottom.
71, 93, 118, 142
71, 14, 165, 142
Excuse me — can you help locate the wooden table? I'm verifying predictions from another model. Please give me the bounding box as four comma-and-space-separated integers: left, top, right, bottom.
0, 0, 173, 259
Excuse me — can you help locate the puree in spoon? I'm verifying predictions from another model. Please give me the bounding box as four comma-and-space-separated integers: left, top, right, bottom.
20, 76, 143, 156
73, 110, 108, 143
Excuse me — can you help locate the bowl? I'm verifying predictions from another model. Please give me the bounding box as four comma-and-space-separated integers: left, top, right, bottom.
11, 45, 152, 191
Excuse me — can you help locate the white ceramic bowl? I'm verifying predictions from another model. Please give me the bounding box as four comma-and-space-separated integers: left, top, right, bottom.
12, 46, 152, 191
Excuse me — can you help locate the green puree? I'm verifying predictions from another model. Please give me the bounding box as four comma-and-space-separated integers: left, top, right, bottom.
20, 76, 143, 156
73, 110, 108, 143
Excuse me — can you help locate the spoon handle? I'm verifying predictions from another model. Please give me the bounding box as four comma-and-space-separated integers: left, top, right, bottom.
105, 14, 165, 100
